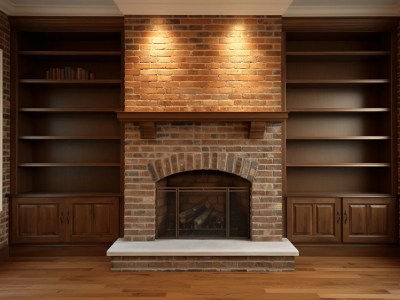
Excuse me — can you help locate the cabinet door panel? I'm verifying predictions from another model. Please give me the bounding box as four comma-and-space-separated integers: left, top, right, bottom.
12, 198, 64, 243
292, 204, 313, 235
343, 198, 396, 243
347, 204, 368, 235
68, 198, 119, 243
369, 205, 389, 235
93, 204, 114, 235
315, 204, 337, 236
71, 204, 92, 235
287, 197, 341, 243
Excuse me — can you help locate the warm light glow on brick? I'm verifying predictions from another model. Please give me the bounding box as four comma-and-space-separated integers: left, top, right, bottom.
125, 16, 282, 112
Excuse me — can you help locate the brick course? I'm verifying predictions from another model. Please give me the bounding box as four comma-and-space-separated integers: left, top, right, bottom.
0, 11, 10, 253
122, 16, 285, 271
124, 122, 283, 242
111, 256, 295, 272
124, 16, 282, 112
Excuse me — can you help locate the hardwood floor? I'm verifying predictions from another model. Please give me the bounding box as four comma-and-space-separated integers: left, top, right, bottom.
0, 256, 400, 299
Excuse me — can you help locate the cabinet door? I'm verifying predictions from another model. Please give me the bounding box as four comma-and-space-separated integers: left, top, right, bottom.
287, 197, 341, 243
11, 198, 66, 243
67, 198, 119, 243
343, 198, 396, 243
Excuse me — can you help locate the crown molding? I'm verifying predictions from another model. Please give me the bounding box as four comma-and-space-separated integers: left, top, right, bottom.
284, 3, 400, 17
0, 0, 16, 15
1, 0, 398, 17
0, 0, 122, 16
113, 0, 293, 15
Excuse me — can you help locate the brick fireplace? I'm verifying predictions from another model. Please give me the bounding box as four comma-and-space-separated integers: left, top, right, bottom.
107, 15, 298, 271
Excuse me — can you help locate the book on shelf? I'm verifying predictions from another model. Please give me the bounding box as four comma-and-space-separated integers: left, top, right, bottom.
46, 66, 95, 80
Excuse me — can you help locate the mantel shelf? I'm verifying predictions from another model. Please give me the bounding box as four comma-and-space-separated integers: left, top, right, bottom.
116, 111, 288, 139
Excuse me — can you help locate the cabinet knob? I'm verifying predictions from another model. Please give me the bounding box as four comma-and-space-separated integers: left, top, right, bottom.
343, 210, 348, 224
336, 211, 341, 224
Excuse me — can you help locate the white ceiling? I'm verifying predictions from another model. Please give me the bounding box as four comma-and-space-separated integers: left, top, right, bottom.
0, 0, 400, 16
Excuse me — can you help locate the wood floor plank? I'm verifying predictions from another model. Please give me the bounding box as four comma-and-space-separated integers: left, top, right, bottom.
1, 256, 400, 299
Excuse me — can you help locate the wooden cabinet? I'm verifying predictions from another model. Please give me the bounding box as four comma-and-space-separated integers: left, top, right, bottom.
343, 198, 396, 243
12, 197, 119, 244
69, 198, 119, 243
287, 197, 396, 244
11, 198, 65, 243
283, 19, 398, 246
10, 18, 123, 247
287, 198, 341, 243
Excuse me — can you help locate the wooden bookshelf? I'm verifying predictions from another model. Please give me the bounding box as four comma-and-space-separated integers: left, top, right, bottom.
10, 17, 123, 246
284, 18, 397, 244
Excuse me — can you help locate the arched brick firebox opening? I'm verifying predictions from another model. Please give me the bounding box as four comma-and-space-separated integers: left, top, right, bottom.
155, 170, 251, 239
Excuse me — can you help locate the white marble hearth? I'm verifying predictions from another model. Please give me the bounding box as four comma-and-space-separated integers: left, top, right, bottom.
107, 238, 299, 257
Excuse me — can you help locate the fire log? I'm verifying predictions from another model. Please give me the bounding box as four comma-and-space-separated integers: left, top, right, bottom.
193, 208, 213, 228
208, 210, 224, 227
179, 200, 211, 224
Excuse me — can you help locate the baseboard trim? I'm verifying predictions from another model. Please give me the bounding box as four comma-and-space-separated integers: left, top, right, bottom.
9, 244, 110, 257
0, 245, 9, 260
296, 244, 400, 257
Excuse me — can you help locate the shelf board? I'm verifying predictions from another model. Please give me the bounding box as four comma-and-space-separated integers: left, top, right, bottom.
19, 163, 120, 167
288, 108, 390, 113
19, 108, 119, 113
19, 50, 121, 56
19, 136, 120, 140
19, 79, 121, 85
286, 51, 391, 56
286, 136, 390, 141
286, 79, 389, 86
15, 192, 122, 198
286, 163, 391, 167
285, 192, 395, 198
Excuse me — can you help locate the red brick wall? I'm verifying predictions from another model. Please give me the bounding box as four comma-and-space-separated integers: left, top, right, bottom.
123, 16, 283, 242
124, 122, 283, 242
0, 11, 10, 251
124, 16, 282, 112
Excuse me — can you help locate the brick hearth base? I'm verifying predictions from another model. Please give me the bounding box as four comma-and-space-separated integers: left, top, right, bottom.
110, 256, 295, 272
107, 239, 298, 272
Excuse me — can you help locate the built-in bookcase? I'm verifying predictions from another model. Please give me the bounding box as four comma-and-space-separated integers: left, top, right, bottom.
285, 30, 395, 196
284, 19, 397, 244
11, 18, 123, 246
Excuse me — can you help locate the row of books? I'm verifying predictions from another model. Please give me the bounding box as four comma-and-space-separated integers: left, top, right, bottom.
45, 67, 95, 80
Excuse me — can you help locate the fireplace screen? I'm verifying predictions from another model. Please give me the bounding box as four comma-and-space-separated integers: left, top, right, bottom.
156, 171, 250, 239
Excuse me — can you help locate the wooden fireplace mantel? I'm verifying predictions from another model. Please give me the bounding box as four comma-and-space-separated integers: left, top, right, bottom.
116, 111, 288, 139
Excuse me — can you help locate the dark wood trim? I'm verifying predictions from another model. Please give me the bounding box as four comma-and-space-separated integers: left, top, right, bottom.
117, 112, 289, 139
390, 31, 398, 197
283, 17, 398, 32
296, 244, 400, 257
9, 244, 111, 257
10, 27, 18, 197
0, 245, 9, 260
117, 111, 289, 122
9, 16, 124, 31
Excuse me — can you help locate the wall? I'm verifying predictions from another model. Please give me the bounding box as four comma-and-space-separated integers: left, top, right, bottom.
123, 16, 283, 242
0, 11, 10, 255
124, 122, 283, 241
125, 16, 282, 112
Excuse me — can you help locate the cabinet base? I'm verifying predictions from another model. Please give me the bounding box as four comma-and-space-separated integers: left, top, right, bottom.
296, 244, 400, 257
9, 243, 111, 257
0, 245, 9, 260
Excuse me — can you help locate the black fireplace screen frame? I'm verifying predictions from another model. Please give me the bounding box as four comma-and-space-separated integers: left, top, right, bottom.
156, 186, 250, 239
